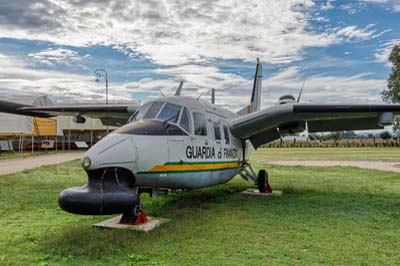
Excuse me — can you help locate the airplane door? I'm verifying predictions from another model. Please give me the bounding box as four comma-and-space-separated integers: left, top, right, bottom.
190, 111, 211, 181
167, 107, 192, 164
211, 120, 223, 183
192, 111, 209, 148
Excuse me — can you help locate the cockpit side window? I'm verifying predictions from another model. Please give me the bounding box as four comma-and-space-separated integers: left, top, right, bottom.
179, 107, 191, 133
223, 125, 230, 144
213, 122, 221, 141
144, 102, 164, 119
193, 112, 207, 136
157, 103, 181, 123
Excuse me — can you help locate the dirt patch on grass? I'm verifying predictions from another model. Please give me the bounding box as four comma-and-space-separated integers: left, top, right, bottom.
259, 159, 400, 173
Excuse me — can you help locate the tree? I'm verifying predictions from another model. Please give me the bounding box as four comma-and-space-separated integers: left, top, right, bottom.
382, 44, 400, 103
331, 131, 343, 140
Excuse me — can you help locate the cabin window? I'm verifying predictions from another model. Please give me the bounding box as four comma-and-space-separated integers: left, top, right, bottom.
223, 125, 230, 144
179, 107, 191, 133
144, 102, 164, 119
213, 122, 221, 141
157, 103, 181, 123
193, 112, 207, 136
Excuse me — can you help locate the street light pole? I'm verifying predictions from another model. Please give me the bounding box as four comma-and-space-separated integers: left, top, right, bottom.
94, 68, 109, 134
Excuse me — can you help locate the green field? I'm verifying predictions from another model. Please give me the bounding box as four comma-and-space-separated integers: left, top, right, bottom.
0, 148, 400, 265
252, 147, 400, 162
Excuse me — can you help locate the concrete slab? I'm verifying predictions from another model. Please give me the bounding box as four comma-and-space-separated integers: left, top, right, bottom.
93, 215, 170, 232
241, 188, 283, 197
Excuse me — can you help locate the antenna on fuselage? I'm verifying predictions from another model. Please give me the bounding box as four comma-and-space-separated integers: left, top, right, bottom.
197, 88, 212, 101
175, 81, 184, 96
211, 88, 215, 104
297, 79, 306, 102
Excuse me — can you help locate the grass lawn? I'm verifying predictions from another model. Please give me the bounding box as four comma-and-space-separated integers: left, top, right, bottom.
252, 147, 400, 162
0, 149, 400, 265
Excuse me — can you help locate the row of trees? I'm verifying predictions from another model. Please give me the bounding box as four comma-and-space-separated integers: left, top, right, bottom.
313, 131, 395, 141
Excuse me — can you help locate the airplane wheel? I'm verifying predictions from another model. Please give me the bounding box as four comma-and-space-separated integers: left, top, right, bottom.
257, 169, 268, 193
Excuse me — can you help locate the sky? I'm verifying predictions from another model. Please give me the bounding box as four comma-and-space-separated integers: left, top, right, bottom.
0, 0, 399, 111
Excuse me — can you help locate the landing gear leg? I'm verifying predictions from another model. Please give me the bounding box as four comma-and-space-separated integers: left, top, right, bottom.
257, 169, 272, 193
239, 163, 273, 194
119, 195, 148, 225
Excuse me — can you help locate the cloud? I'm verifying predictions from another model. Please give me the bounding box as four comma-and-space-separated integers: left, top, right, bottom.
262, 67, 387, 107
0, 0, 382, 66
334, 25, 379, 41
339, 2, 367, 14
0, 53, 111, 101
360, 0, 400, 12
0, 53, 388, 112
28, 48, 86, 66
0, 1, 391, 111
118, 63, 388, 110
374, 39, 400, 66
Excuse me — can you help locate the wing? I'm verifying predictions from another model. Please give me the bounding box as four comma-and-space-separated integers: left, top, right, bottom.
0, 99, 139, 126
229, 103, 400, 148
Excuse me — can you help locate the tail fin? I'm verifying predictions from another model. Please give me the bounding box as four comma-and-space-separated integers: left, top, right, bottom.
237, 58, 263, 115
250, 58, 262, 112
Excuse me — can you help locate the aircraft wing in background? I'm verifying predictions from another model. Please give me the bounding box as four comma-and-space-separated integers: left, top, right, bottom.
0, 99, 139, 126
229, 103, 400, 148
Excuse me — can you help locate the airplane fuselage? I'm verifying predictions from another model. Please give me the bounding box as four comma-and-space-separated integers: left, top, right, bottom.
82, 96, 251, 189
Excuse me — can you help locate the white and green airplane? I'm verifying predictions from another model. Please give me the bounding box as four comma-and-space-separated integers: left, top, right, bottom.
1, 58, 400, 224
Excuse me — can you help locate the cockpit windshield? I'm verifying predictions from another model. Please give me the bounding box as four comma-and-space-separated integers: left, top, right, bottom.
144, 102, 164, 119
157, 103, 181, 123
128, 101, 182, 124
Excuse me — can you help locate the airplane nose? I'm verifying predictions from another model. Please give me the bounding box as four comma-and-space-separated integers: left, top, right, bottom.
58, 132, 138, 215
83, 133, 137, 172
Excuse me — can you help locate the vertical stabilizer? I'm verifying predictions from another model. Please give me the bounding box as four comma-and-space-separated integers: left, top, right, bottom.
237, 58, 263, 115
250, 58, 262, 112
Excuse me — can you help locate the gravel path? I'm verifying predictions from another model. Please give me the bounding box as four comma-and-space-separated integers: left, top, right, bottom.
0, 152, 84, 176
258, 159, 400, 173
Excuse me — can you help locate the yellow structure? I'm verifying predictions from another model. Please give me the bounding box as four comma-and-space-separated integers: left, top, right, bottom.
32, 117, 58, 136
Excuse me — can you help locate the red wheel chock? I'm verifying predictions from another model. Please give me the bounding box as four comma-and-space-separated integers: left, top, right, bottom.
134, 210, 148, 225
265, 181, 273, 193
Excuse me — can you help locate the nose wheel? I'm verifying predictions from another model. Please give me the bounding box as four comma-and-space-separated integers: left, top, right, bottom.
119, 196, 148, 225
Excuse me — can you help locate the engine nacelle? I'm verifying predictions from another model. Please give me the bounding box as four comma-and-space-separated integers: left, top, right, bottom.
73, 115, 86, 123
276, 95, 296, 105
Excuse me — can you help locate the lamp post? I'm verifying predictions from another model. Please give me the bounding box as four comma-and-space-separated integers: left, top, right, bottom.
94, 68, 109, 134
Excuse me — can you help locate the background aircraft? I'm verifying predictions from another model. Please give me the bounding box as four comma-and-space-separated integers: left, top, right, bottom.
1, 58, 400, 225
